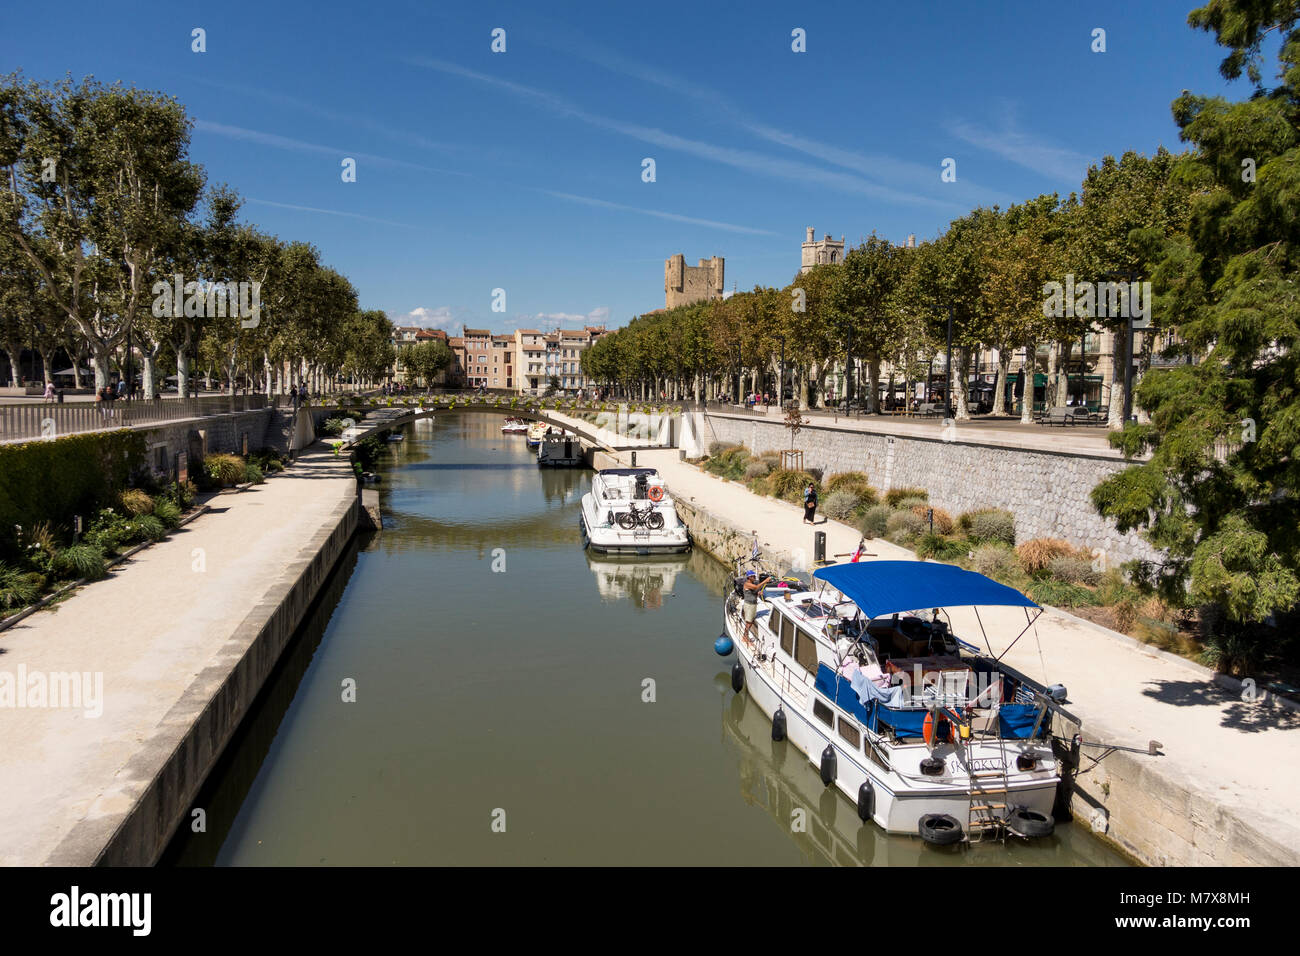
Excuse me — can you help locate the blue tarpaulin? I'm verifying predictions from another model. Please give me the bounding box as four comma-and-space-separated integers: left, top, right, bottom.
813, 561, 1038, 619
998, 703, 1047, 738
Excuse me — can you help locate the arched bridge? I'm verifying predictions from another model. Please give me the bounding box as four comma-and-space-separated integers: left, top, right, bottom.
320, 394, 682, 452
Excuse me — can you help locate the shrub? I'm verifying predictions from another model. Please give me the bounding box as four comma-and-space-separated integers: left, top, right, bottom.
860, 504, 893, 539
84, 509, 135, 556
746, 476, 771, 496
744, 460, 772, 480
119, 488, 155, 516
825, 472, 878, 507
250, 448, 285, 473
1026, 577, 1100, 608
807, 467, 824, 483
153, 499, 182, 529
1097, 568, 1140, 607
708, 441, 740, 457
962, 508, 1016, 546
885, 486, 928, 507
134, 515, 167, 541
1199, 631, 1258, 677
204, 453, 247, 487
886, 509, 925, 541
52, 543, 108, 581
972, 544, 1018, 582
321, 417, 349, 437
768, 469, 818, 502
245, 463, 266, 485
916, 532, 968, 561
909, 504, 954, 535
704, 445, 752, 481
1016, 538, 1077, 575
0, 562, 44, 610
1048, 555, 1100, 586
1112, 598, 1139, 633
823, 490, 862, 521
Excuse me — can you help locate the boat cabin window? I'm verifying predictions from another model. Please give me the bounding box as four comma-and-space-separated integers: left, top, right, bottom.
837, 718, 860, 749
795, 631, 818, 674
768, 609, 781, 635
780, 616, 796, 656
813, 699, 833, 727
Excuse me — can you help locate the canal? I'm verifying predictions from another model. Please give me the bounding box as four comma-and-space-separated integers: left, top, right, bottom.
164, 413, 1127, 866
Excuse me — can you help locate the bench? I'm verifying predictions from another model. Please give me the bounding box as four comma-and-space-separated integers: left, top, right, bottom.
1040, 406, 1097, 426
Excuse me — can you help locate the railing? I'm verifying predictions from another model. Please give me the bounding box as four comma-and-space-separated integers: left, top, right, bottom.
0, 394, 269, 442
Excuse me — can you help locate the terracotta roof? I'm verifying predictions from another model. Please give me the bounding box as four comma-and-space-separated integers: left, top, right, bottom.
462, 327, 490, 337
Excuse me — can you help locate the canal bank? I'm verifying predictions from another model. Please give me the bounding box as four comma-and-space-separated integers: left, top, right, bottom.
591, 447, 1300, 867
0, 446, 357, 866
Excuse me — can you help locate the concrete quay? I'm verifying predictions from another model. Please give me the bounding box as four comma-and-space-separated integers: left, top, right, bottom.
0, 446, 357, 865
606, 446, 1300, 867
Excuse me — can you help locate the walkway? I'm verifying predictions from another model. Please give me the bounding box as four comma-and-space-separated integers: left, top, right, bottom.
0, 447, 355, 865
624, 447, 1300, 864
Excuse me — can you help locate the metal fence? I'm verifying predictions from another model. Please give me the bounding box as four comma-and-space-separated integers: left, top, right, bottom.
0, 394, 270, 443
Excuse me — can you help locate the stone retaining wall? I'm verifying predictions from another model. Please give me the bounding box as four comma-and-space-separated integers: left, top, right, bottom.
704, 413, 1161, 568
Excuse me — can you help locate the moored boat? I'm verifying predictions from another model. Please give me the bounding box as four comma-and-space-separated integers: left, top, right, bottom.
501, 417, 528, 434
579, 468, 690, 555
526, 421, 547, 447
717, 559, 1075, 846
537, 431, 584, 467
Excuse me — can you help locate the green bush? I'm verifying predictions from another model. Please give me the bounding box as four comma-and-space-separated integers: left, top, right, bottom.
768, 469, 818, 502
886, 509, 925, 541
916, 533, 969, 561
972, 543, 1019, 582
119, 488, 155, 515
704, 445, 753, 481
743, 460, 772, 480
823, 490, 862, 521
0, 562, 44, 610
968, 509, 1017, 546
860, 504, 893, 539
135, 515, 167, 541
321, 417, 349, 436
1026, 577, 1099, 608
1048, 555, 1101, 586
83, 509, 135, 556
825, 472, 879, 507
52, 543, 108, 581
204, 453, 247, 487
0, 430, 147, 561
708, 441, 740, 457
885, 486, 928, 507
249, 448, 286, 473
153, 499, 182, 529
245, 463, 266, 485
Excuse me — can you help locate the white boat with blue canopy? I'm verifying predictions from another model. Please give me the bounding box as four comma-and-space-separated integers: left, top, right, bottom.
717, 558, 1080, 845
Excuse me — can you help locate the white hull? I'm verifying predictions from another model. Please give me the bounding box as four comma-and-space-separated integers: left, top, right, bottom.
722, 603, 1060, 838
580, 493, 690, 553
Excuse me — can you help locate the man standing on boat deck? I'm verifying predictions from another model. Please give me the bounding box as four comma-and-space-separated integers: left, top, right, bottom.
741, 570, 774, 646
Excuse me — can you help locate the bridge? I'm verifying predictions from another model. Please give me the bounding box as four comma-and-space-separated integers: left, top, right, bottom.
323, 394, 685, 453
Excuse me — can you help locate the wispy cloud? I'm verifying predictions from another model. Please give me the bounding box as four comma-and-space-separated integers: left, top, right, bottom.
402, 57, 961, 210
540, 190, 779, 236
244, 197, 422, 230
947, 107, 1095, 184
194, 120, 469, 177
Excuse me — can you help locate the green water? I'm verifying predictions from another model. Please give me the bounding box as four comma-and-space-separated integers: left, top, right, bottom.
164, 414, 1127, 866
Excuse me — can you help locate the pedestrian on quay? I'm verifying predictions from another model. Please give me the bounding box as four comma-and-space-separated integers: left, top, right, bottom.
802, 482, 819, 525
43, 380, 55, 402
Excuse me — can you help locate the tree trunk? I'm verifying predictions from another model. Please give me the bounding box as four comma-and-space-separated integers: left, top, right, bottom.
866, 355, 881, 413
1055, 340, 1071, 406
1108, 327, 1127, 428
955, 348, 971, 420
91, 341, 112, 391
992, 348, 1011, 416
142, 347, 158, 399
1019, 340, 1036, 424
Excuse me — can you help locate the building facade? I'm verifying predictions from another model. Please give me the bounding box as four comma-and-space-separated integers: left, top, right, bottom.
664, 254, 724, 309
800, 227, 845, 273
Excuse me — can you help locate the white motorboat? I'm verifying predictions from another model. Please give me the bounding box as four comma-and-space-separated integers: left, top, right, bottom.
718, 559, 1074, 846
501, 417, 528, 434
537, 431, 584, 467
579, 468, 691, 555
526, 421, 547, 447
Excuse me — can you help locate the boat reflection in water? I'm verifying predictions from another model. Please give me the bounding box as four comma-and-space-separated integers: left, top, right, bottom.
719, 682, 1126, 867
584, 552, 691, 609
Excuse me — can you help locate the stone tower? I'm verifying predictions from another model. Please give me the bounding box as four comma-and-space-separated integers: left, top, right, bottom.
665, 254, 725, 309
800, 227, 845, 273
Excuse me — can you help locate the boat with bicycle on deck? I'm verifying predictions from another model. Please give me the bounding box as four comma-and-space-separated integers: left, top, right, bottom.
579, 468, 691, 555
716, 558, 1079, 846
526, 421, 547, 447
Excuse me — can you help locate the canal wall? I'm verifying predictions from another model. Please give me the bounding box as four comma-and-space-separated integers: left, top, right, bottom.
611, 446, 1299, 867
701, 412, 1161, 568
82, 458, 359, 866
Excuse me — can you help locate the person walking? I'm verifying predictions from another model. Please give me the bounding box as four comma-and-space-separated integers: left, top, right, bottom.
802, 482, 819, 525
43, 380, 55, 402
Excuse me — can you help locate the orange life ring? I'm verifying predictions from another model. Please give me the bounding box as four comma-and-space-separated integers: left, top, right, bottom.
922, 710, 963, 746
647, 485, 664, 502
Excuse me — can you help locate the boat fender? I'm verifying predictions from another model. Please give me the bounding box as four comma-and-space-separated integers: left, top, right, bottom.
856, 780, 874, 822
714, 635, 734, 656
920, 756, 945, 776
771, 708, 786, 742
819, 745, 836, 787
730, 661, 744, 693
918, 813, 963, 846
1006, 806, 1055, 838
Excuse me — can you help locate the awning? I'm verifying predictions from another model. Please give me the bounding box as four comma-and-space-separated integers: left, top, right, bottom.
812, 561, 1038, 619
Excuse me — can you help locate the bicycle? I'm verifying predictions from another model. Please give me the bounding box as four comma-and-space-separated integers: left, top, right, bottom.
616, 502, 665, 530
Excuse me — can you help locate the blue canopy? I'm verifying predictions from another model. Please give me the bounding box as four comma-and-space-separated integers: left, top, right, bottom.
813, 561, 1037, 619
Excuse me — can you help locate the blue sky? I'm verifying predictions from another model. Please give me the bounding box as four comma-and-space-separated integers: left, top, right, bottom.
2, 0, 1250, 334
